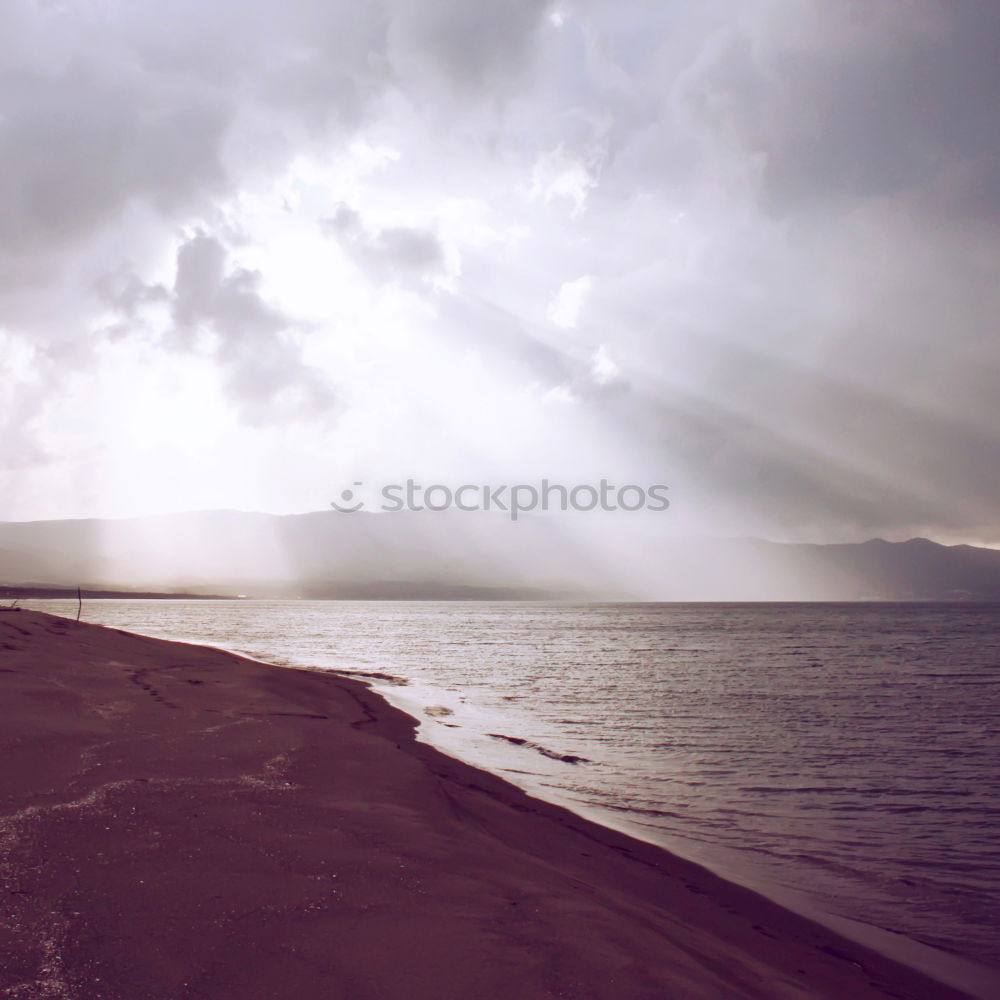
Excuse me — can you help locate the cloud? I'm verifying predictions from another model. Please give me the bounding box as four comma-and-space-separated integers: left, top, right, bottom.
0, 339, 49, 471
164, 233, 337, 424
671, 0, 1000, 219
0, 0, 551, 464
546, 276, 592, 328
0, 0, 550, 313
0, 0, 998, 544
387, 0, 553, 96
529, 144, 601, 217
321, 204, 447, 285
528, 0, 1000, 542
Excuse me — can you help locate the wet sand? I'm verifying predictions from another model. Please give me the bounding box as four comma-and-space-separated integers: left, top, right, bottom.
0, 609, 972, 999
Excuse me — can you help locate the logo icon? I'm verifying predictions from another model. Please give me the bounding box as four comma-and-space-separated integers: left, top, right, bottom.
330, 482, 365, 513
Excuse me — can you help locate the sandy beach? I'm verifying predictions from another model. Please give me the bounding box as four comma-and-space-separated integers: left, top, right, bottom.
0, 609, 972, 999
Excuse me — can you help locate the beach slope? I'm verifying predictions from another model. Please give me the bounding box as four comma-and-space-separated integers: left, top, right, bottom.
0, 610, 969, 999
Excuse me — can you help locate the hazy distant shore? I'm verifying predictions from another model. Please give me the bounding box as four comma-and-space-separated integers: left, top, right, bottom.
0, 610, 975, 999
0, 586, 240, 601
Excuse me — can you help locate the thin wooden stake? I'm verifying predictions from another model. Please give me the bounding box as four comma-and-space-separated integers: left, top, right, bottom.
76, 586, 83, 622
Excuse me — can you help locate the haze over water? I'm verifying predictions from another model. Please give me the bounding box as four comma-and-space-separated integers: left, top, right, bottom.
29, 599, 1000, 978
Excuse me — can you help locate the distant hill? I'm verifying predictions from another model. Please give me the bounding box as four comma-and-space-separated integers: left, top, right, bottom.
0, 586, 238, 602
0, 510, 998, 601
639, 536, 1000, 601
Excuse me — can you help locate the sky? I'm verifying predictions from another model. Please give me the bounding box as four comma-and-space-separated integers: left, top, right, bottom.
1, 0, 998, 544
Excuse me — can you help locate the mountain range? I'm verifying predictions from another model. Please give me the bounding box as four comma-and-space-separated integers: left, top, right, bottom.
1, 510, 999, 601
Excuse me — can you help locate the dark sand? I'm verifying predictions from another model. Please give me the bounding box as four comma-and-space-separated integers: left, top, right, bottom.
0, 610, 972, 999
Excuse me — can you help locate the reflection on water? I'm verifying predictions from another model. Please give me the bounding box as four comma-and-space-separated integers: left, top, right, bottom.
26, 599, 1000, 973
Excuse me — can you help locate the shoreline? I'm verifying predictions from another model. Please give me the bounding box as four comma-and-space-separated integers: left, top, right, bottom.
0, 609, 986, 998
23, 601, 996, 993
340, 668, 1000, 1000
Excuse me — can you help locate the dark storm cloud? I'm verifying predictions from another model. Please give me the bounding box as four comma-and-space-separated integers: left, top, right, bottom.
673, 0, 1000, 219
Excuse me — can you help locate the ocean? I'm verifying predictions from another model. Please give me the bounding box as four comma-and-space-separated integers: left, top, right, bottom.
25, 599, 1000, 990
